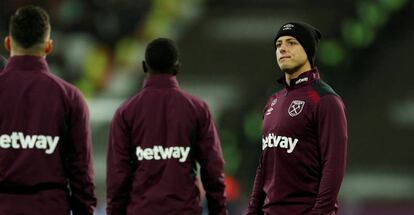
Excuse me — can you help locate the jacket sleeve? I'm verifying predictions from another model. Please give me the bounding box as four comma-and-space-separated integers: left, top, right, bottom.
195, 103, 228, 215
106, 109, 135, 215
310, 95, 348, 215
66, 91, 97, 215
246, 98, 273, 215
246, 155, 265, 215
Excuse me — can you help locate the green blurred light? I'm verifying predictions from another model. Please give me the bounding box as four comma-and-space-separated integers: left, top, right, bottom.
76, 79, 94, 98
243, 111, 262, 142
342, 20, 375, 48
319, 41, 345, 66
379, 0, 407, 12
220, 130, 241, 175
357, 1, 387, 28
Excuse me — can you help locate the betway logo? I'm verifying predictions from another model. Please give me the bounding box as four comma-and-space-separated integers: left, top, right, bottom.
295, 77, 308, 85
262, 133, 298, 153
136, 146, 190, 163
0, 132, 59, 154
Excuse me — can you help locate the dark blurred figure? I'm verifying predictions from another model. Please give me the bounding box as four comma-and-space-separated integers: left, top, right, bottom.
0, 55, 6, 71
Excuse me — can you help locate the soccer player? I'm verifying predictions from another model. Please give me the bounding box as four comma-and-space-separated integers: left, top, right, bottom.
106, 38, 228, 215
0, 5, 96, 215
247, 22, 348, 215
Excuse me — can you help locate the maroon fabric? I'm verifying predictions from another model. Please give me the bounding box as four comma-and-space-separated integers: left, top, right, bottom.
0, 56, 97, 215
247, 69, 348, 215
106, 74, 227, 215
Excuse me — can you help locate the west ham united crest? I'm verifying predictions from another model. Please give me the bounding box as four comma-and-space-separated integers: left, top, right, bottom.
288, 100, 305, 117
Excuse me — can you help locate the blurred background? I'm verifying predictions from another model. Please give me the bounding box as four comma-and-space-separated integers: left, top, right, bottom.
1, 0, 414, 214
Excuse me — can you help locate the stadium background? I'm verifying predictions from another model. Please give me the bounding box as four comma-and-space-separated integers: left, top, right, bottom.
1, 0, 414, 214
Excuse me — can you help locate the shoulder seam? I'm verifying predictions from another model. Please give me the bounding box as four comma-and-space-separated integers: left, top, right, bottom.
311, 80, 340, 98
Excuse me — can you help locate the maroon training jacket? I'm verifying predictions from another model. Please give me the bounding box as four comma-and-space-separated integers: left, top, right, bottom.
106, 74, 227, 215
247, 69, 348, 215
0, 56, 97, 215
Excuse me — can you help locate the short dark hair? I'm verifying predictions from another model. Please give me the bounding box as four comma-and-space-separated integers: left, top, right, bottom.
9, 5, 50, 49
145, 38, 179, 72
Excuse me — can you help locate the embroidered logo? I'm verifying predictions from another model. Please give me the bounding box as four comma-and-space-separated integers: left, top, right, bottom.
282, 24, 294, 31
265, 99, 278, 116
295, 77, 308, 85
288, 100, 305, 117
271, 98, 278, 106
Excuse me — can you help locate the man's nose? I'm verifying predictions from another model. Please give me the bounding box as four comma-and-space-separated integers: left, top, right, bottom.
278, 44, 287, 53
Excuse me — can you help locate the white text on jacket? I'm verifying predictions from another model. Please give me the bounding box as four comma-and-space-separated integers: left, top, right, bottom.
136, 145, 190, 162
262, 133, 298, 153
0, 132, 59, 154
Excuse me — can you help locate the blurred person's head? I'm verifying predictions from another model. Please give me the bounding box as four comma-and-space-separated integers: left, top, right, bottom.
143, 38, 180, 75
4, 5, 53, 57
0, 55, 7, 70
274, 22, 321, 76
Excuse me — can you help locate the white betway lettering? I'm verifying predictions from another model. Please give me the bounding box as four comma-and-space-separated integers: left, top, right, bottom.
0, 132, 59, 154
136, 145, 190, 163
262, 133, 298, 153
295, 77, 308, 85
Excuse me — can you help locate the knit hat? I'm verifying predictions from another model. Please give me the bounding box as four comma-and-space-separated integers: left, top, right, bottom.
274, 22, 322, 67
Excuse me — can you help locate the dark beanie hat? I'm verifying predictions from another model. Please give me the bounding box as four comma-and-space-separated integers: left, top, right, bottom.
274, 22, 322, 67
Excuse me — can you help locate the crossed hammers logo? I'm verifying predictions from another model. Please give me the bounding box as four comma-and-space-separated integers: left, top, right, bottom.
288, 100, 305, 117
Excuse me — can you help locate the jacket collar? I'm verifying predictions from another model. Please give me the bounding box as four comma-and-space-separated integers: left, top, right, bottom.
2, 55, 49, 74
143, 74, 179, 89
277, 68, 320, 90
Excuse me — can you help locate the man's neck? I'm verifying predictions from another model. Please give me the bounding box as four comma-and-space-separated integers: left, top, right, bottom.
284, 63, 311, 86
10, 44, 46, 57
10, 50, 46, 57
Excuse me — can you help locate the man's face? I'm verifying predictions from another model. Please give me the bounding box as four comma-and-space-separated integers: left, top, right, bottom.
275, 36, 308, 74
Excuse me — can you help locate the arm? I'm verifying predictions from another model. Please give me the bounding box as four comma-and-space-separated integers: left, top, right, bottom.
66, 92, 97, 215
246, 155, 265, 215
195, 103, 228, 215
310, 95, 348, 215
106, 109, 135, 215
247, 98, 272, 215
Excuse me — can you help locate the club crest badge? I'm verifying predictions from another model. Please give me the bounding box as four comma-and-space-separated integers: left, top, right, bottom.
288, 100, 305, 117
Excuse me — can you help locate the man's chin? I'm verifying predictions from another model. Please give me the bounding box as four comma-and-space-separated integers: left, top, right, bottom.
280, 66, 296, 75
279, 62, 306, 75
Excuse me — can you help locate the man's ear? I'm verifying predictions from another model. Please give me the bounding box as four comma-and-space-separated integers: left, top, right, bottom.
45, 39, 53, 54
4, 36, 11, 52
142, 61, 148, 73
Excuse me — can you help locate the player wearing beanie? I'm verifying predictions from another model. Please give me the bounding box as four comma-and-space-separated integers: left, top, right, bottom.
247, 22, 348, 215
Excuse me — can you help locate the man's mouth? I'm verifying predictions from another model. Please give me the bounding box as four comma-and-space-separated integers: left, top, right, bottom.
279, 56, 290, 61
